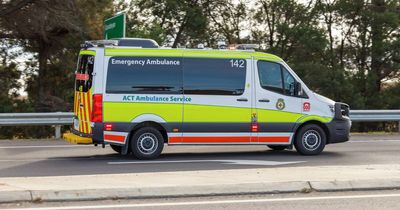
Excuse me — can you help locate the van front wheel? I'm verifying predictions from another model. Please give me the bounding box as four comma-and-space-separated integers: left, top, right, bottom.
130, 127, 164, 160
294, 124, 326, 155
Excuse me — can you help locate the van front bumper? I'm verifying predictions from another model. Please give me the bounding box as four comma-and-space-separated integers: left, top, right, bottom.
327, 116, 351, 144
63, 132, 92, 144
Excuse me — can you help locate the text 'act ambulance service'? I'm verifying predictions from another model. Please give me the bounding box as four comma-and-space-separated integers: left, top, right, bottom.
63, 38, 351, 159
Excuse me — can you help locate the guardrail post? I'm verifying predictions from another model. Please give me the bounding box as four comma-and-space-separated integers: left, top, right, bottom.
55, 125, 61, 139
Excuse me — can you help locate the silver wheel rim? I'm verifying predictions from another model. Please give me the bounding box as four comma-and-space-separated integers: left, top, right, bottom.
302, 130, 321, 151
137, 133, 158, 155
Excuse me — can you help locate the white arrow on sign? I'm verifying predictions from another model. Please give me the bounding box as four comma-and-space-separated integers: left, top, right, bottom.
108, 159, 304, 166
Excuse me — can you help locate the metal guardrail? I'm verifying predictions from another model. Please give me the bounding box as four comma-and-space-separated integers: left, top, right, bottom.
349, 110, 400, 121
0, 110, 399, 139
0, 112, 73, 138
349, 110, 400, 132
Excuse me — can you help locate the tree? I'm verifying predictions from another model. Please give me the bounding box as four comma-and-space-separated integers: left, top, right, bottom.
0, 0, 113, 112
366, 0, 400, 108
0, 0, 113, 138
204, 0, 249, 45
119, 0, 209, 47
316, 0, 400, 109
0, 40, 21, 113
251, 0, 353, 102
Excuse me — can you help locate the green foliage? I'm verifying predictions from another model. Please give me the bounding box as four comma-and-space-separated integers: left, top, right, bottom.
119, 0, 209, 47
0, 40, 22, 113
0, 0, 113, 138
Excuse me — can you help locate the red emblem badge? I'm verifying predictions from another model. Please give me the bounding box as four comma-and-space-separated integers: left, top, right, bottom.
303, 102, 311, 112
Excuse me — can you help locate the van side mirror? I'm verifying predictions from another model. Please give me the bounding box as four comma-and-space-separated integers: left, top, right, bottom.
294, 82, 302, 96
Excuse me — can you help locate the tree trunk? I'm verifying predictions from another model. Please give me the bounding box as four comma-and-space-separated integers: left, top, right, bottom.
367, 0, 385, 108
36, 39, 50, 112
172, 16, 188, 48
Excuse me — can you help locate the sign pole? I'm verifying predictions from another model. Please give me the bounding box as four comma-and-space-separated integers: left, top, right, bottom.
123, 13, 126, 38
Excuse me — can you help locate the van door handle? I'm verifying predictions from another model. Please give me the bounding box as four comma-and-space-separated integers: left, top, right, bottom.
237, 98, 248, 102
258, 99, 270, 103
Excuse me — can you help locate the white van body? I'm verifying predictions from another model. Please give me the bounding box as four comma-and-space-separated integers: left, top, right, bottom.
63, 39, 351, 159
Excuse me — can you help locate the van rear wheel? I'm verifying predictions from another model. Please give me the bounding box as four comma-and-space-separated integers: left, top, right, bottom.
267, 145, 287, 151
294, 124, 326, 155
130, 127, 164, 160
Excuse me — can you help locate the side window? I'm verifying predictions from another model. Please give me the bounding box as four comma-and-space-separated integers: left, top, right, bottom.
257, 61, 283, 93
183, 58, 246, 95
75, 55, 94, 92
258, 61, 298, 97
106, 56, 183, 94
283, 67, 296, 96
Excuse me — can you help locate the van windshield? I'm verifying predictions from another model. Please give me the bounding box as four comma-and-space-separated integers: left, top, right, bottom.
75, 54, 94, 92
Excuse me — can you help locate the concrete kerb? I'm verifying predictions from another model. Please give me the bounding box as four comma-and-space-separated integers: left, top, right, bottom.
28, 181, 311, 202
310, 179, 400, 192
1, 179, 400, 204
0, 191, 32, 203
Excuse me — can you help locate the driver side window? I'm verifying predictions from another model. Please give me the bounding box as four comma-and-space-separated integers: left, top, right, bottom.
283, 67, 295, 96
257, 61, 297, 97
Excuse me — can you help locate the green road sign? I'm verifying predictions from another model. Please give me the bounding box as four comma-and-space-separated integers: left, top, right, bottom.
104, 13, 125, 39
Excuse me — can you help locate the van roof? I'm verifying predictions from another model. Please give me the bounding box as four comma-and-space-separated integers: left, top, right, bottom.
98, 47, 283, 62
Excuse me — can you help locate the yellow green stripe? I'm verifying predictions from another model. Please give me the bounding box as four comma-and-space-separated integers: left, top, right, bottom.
80, 50, 96, 55
104, 102, 183, 122
184, 104, 250, 122
257, 109, 304, 123
104, 48, 282, 60
253, 52, 283, 62
103, 102, 334, 124
297, 115, 333, 123
184, 50, 251, 59
105, 48, 182, 57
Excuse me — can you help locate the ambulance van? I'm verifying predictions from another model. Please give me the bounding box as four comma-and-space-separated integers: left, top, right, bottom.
63, 38, 351, 159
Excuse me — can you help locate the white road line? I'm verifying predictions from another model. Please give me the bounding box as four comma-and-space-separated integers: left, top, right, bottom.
0, 145, 91, 149
4, 193, 400, 210
0, 157, 123, 162
349, 140, 400, 143
0, 158, 98, 162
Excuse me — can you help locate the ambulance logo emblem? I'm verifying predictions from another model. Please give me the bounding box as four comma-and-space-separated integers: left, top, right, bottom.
303, 102, 311, 112
276, 98, 285, 110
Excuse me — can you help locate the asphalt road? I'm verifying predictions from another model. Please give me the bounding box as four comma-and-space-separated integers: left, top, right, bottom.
1, 190, 400, 210
0, 134, 399, 177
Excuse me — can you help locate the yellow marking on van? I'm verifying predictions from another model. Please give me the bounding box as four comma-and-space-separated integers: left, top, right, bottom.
103, 102, 182, 122
297, 115, 333, 123
103, 102, 306, 123
79, 50, 96, 55
104, 48, 281, 61
257, 109, 304, 123
184, 104, 250, 122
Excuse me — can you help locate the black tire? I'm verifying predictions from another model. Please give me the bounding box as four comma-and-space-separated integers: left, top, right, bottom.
110, 144, 123, 154
130, 127, 164, 159
267, 145, 287, 151
294, 124, 326, 155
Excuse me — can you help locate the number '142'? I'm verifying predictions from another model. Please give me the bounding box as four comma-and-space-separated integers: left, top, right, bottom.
230, 59, 245, 68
